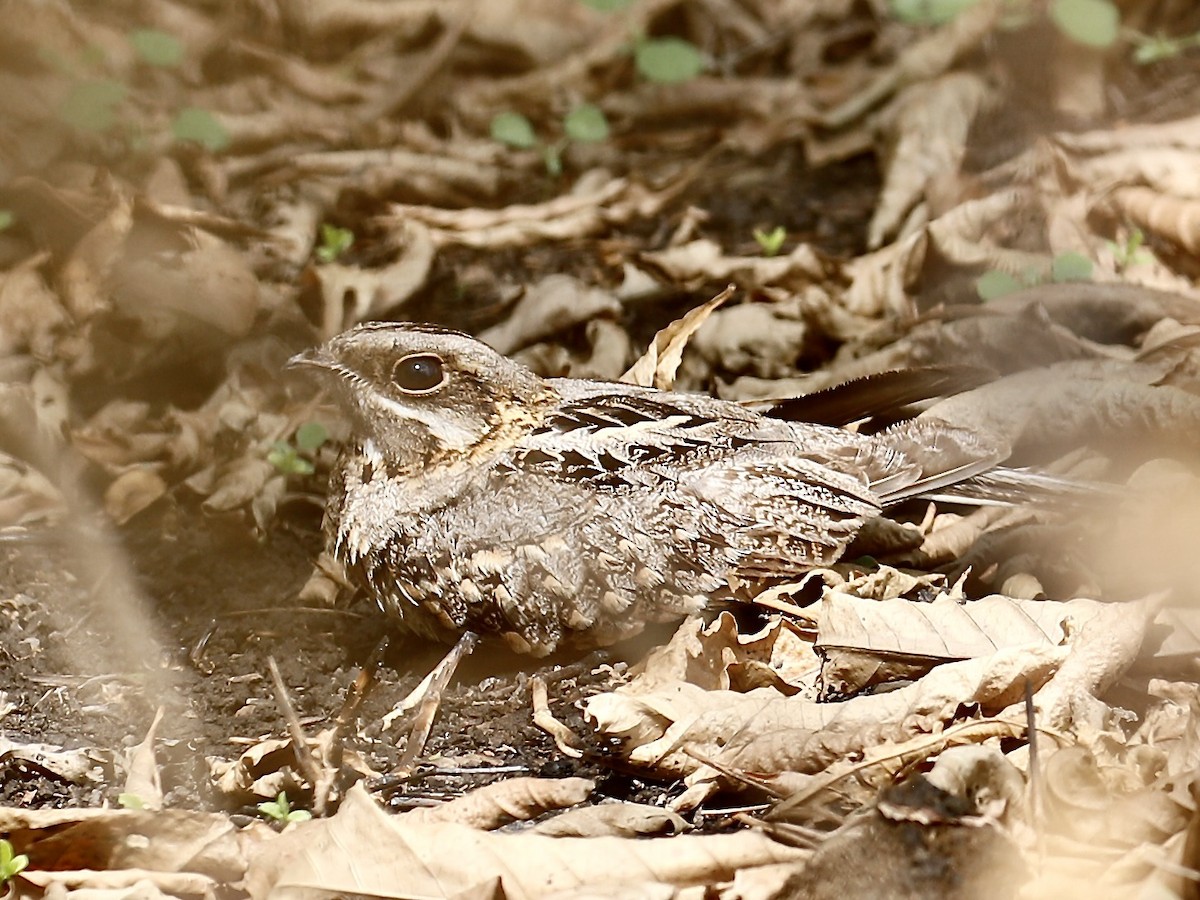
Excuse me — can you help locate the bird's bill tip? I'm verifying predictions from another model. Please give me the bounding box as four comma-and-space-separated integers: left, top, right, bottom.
286, 346, 333, 371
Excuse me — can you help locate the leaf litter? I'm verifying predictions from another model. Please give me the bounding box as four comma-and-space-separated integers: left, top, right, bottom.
2, 1, 1200, 898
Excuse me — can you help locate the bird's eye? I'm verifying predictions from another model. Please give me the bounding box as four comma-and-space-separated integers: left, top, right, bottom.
391, 353, 446, 393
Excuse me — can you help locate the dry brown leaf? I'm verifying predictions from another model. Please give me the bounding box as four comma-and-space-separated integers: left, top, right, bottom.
770, 719, 1029, 821
623, 288, 732, 389
817, 593, 1106, 697
1022, 595, 1162, 731
0, 737, 113, 785
404, 777, 595, 829
110, 229, 259, 340
629, 612, 820, 697
479, 274, 622, 355
0, 451, 64, 528
639, 239, 826, 290
309, 220, 436, 337
104, 466, 168, 525
385, 172, 684, 249
586, 644, 1065, 786
533, 802, 688, 838
244, 783, 808, 899
817, 0, 1003, 128
1110, 185, 1200, 254
1065, 147, 1200, 199
869, 72, 992, 249
687, 299, 809, 379
0, 804, 260, 880
0, 252, 67, 358
122, 707, 165, 810
778, 770, 1027, 899
1053, 113, 1200, 154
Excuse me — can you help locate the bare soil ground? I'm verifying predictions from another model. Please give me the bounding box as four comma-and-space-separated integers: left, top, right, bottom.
4, 1, 1200, 897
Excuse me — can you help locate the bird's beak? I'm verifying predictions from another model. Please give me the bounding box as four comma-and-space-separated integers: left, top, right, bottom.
287, 346, 334, 372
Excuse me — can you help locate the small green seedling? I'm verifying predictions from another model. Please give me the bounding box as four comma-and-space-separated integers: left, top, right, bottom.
976, 251, 1093, 300
891, 0, 1118, 48
491, 104, 610, 176
117, 793, 145, 809
1131, 30, 1200, 64
268, 422, 329, 476
633, 36, 705, 83
171, 107, 229, 151
258, 791, 312, 825
577, 0, 703, 82
0, 839, 28, 886
753, 226, 787, 257
129, 29, 183, 67
316, 224, 355, 263
1106, 227, 1153, 270
58, 79, 127, 132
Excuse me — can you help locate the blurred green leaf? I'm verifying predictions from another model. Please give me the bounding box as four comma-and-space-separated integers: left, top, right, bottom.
0, 839, 28, 882
316, 224, 354, 263
563, 104, 609, 143
130, 29, 183, 66
635, 37, 704, 83
579, 0, 634, 10
490, 112, 537, 149
0, 210, 13, 232
117, 793, 145, 809
543, 144, 563, 177
976, 270, 1023, 300
890, 0, 980, 25
753, 226, 787, 257
59, 79, 127, 131
268, 442, 314, 476
171, 107, 230, 151
295, 421, 329, 453
1051, 0, 1119, 48
1051, 251, 1093, 282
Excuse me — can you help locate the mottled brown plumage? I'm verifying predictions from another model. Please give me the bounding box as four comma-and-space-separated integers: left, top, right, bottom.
291, 323, 999, 655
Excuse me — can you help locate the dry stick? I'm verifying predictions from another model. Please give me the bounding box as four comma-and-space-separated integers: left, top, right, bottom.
398, 630, 480, 773
363, 11, 468, 122
267, 655, 327, 812
531, 674, 584, 759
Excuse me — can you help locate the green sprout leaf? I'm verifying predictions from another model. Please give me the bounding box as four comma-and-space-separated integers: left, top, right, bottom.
316, 224, 354, 263
0, 839, 28, 884
490, 112, 538, 149
542, 143, 564, 177
563, 104, 609, 143
1130, 30, 1200, 64
259, 791, 312, 824
118, 793, 145, 809
1050, 0, 1119, 48
59, 79, 127, 131
171, 107, 230, 151
890, 0, 980, 25
1107, 227, 1153, 268
976, 270, 1023, 301
579, 0, 635, 10
294, 421, 329, 453
130, 29, 183, 67
267, 442, 314, 476
753, 226, 787, 257
0, 210, 13, 231
635, 37, 704, 83
1050, 251, 1093, 282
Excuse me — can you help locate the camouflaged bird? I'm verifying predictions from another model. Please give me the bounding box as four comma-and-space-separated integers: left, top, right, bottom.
290, 322, 1001, 656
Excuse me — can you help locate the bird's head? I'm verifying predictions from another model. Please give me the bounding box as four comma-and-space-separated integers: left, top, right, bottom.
289, 323, 555, 467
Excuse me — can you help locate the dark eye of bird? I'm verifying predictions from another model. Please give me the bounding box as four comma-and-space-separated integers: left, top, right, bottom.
391, 353, 446, 393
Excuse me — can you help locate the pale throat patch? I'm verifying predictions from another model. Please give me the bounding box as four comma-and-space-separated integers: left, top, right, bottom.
373, 394, 479, 450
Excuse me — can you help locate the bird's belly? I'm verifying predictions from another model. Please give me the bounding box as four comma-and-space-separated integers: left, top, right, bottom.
339, 486, 725, 655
